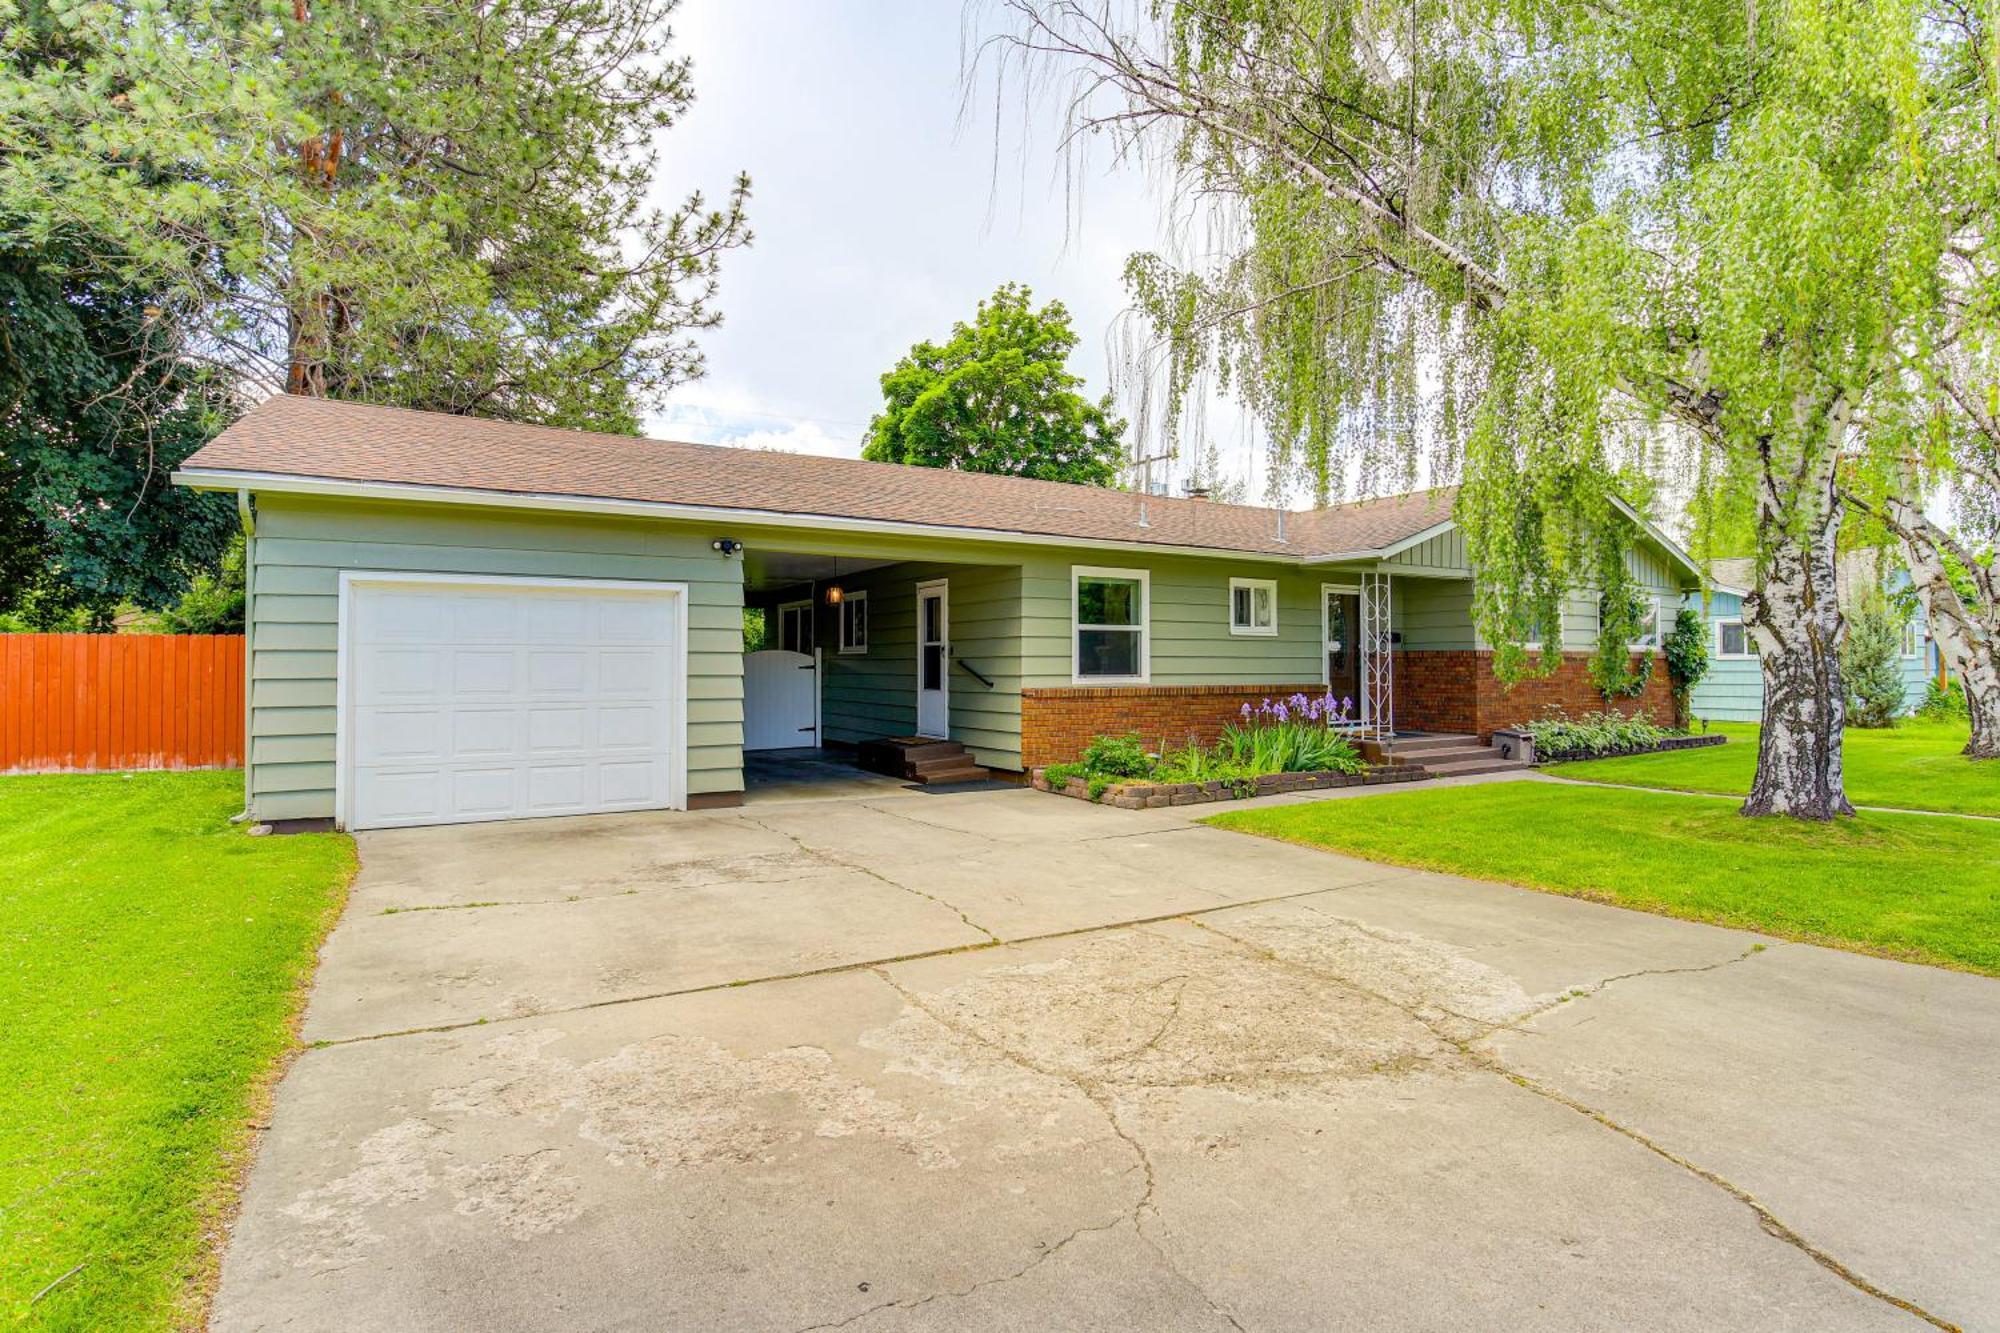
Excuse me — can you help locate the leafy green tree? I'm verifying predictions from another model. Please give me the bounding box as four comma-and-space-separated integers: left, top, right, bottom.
863, 284, 1126, 485
0, 0, 749, 431
1004, 0, 1955, 818
1842, 592, 1908, 729
0, 240, 236, 626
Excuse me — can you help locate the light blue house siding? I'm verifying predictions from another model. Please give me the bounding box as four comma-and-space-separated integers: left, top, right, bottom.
1687, 584, 1932, 723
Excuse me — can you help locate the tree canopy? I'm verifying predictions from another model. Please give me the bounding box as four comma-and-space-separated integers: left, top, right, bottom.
1003, 0, 1963, 818
863, 283, 1127, 486
0, 0, 750, 432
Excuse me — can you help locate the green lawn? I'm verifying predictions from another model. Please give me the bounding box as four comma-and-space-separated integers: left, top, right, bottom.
1207, 782, 2000, 976
0, 772, 354, 1329
1548, 719, 2000, 816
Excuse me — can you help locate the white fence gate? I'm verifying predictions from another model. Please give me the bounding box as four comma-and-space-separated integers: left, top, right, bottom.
743, 649, 819, 751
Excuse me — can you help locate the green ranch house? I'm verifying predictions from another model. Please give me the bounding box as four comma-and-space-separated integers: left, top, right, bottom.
174, 396, 1701, 829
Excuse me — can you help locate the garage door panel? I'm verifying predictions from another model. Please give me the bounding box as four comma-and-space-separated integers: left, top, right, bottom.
344, 579, 684, 830
449, 594, 520, 641
360, 647, 443, 701
450, 708, 523, 760
355, 708, 445, 764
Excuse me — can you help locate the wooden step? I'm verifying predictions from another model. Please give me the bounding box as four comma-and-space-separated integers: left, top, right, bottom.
913, 763, 992, 786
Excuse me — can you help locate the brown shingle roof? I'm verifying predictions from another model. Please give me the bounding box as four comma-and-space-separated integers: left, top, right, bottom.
178, 396, 1457, 559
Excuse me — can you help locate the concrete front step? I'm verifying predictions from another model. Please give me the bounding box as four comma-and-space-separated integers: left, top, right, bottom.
1381, 734, 1481, 754
1419, 757, 1532, 777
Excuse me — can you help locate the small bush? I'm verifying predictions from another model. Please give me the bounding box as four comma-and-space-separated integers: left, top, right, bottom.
1520, 709, 1676, 760
1842, 591, 1908, 729
1918, 678, 1968, 721
1081, 733, 1152, 778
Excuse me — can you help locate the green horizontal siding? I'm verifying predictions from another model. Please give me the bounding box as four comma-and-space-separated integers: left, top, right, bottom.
246, 495, 746, 821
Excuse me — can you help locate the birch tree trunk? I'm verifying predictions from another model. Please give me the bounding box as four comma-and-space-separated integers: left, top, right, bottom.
1884, 484, 2000, 759
1741, 441, 1855, 818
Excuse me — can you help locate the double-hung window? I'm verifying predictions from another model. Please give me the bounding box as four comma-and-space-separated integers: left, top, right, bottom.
777, 600, 813, 654
1073, 567, 1148, 682
1715, 619, 1753, 658
1229, 578, 1278, 636
838, 591, 868, 654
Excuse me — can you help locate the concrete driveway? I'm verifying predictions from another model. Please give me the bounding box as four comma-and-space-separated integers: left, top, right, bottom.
214, 783, 1999, 1332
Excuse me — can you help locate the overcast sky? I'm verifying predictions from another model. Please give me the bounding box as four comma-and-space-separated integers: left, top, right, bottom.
645, 0, 1271, 497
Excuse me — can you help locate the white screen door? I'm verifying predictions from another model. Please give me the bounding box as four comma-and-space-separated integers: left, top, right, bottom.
915, 580, 949, 737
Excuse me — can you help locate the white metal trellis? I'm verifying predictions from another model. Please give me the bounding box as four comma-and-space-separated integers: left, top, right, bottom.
1360, 573, 1394, 740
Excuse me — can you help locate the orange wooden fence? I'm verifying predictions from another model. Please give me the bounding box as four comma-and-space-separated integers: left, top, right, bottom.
0, 634, 245, 773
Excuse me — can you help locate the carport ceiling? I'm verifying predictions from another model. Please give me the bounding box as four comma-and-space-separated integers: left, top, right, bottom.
743, 550, 898, 593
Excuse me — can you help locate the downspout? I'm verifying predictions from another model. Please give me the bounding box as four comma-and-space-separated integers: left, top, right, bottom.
232, 488, 256, 823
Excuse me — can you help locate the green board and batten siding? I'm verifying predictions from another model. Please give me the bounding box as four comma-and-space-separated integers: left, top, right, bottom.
246, 496, 746, 821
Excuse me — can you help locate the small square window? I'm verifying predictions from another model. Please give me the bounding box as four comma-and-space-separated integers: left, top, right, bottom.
839, 591, 868, 654
1230, 578, 1278, 636
1717, 620, 1752, 658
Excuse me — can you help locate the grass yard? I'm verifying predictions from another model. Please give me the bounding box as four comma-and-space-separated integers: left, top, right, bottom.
1207, 782, 2000, 976
1549, 718, 2000, 816
0, 772, 354, 1329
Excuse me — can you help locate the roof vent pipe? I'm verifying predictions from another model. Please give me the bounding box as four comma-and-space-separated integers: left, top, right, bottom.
1137, 496, 1150, 529
1276, 508, 1287, 543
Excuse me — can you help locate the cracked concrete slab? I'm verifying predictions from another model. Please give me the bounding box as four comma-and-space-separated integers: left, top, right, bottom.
1487, 942, 2000, 1328
218, 783, 1999, 1330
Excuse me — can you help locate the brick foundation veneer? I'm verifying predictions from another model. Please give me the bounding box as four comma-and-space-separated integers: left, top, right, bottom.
1020, 684, 1328, 769
1395, 650, 1676, 738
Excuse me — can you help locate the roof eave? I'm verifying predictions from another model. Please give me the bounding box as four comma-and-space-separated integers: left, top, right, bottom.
173, 468, 1315, 565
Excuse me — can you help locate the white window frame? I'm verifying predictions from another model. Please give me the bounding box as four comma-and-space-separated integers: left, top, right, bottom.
777, 598, 812, 654
1631, 593, 1665, 651
838, 589, 869, 655
1714, 618, 1754, 660
1229, 577, 1279, 636
1901, 618, 1922, 659
1071, 565, 1150, 684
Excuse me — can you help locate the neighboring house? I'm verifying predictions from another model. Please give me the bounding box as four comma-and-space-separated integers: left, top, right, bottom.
1689, 553, 1935, 723
174, 397, 1701, 830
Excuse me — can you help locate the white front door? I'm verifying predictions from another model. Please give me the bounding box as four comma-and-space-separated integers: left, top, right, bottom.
340, 574, 685, 830
915, 580, 949, 738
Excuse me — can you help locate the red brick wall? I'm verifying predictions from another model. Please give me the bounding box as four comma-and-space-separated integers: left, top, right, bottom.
1020, 684, 1326, 768
1019, 655, 1677, 766
1391, 649, 1676, 738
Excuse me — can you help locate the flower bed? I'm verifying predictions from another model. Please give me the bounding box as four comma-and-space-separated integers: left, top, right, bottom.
1495, 729, 1728, 765
1033, 763, 1428, 809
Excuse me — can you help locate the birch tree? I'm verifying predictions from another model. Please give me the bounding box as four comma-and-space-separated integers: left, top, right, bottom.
999, 0, 1945, 818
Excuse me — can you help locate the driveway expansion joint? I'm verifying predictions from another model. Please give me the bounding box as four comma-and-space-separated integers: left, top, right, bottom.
307, 872, 1423, 1049
1184, 917, 1961, 1333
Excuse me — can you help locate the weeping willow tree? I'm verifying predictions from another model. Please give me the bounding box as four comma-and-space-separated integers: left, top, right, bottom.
999, 0, 1946, 818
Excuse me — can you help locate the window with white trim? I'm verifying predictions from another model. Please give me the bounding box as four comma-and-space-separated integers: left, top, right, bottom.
1073, 567, 1148, 682
1715, 619, 1754, 659
1632, 595, 1663, 649
1229, 578, 1278, 636
777, 600, 812, 654
838, 590, 868, 654
1902, 618, 1922, 659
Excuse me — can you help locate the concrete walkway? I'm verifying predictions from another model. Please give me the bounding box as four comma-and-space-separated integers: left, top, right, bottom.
213, 785, 1999, 1331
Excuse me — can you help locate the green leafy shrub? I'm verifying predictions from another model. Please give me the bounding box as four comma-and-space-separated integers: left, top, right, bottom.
1918, 678, 1968, 721
1841, 591, 1907, 729
1521, 710, 1676, 760
1081, 732, 1152, 777
1663, 606, 1710, 725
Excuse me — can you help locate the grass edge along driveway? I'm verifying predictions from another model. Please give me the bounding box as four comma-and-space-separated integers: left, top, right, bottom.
0, 771, 355, 1330
1548, 719, 2000, 816
1206, 781, 2000, 977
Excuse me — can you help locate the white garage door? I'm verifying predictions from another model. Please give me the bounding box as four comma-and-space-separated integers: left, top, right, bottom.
341, 575, 685, 830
